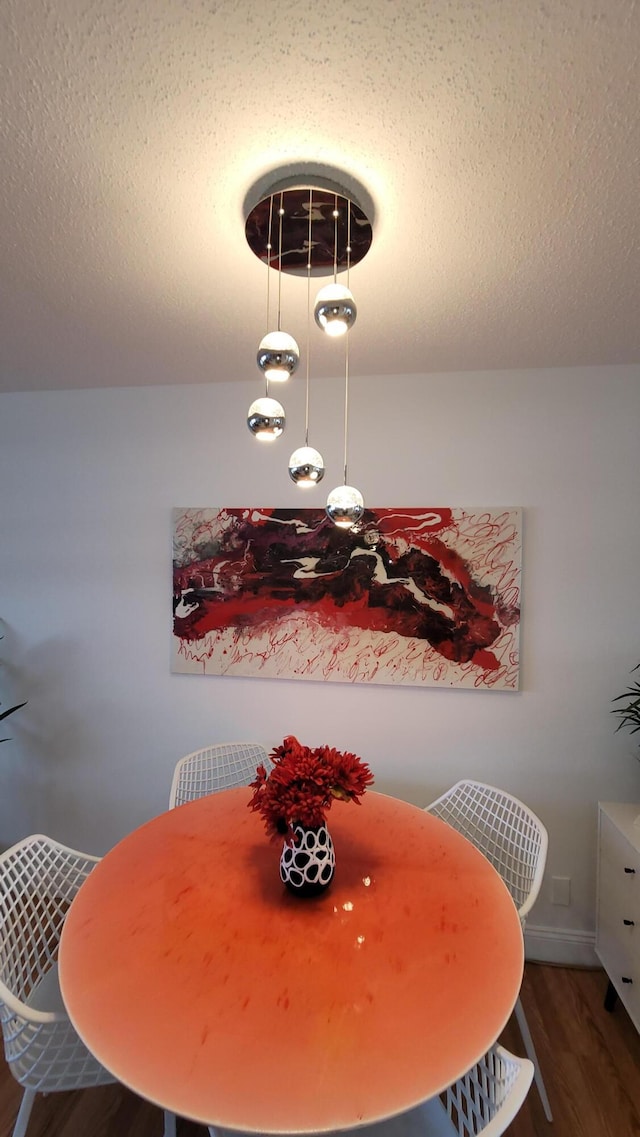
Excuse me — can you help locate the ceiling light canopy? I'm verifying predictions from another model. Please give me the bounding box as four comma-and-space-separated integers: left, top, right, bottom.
244, 171, 373, 277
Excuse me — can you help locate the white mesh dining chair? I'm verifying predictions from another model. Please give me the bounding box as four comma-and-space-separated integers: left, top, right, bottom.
0, 834, 117, 1137
431, 1044, 533, 1136
199, 1044, 532, 1137
372, 1044, 531, 1137
426, 780, 552, 1122
0, 834, 176, 1137
168, 741, 272, 808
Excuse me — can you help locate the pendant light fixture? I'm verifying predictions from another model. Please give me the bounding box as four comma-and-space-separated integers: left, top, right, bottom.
326, 483, 365, 527
324, 345, 365, 523
246, 394, 286, 441
256, 195, 299, 383
257, 331, 299, 382
314, 194, 357, 339
243, 167, 373, 487
325, 200, 364, 528
289, 189, 325, 488
247, 194, 288, 441
314, 283, 357, 338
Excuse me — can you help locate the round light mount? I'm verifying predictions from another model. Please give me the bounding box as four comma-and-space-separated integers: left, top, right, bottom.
244, 169, 373, 277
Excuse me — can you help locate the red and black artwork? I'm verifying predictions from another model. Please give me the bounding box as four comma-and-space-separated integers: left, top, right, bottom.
172, 507, 521, 689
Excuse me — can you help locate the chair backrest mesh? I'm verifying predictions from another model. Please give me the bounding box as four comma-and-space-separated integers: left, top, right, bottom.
444, 1045, 522, 1135
427, 780, 547, 917
0, 836, 116, 1097
170, 742, 273, 808
0, 837, 96, 1005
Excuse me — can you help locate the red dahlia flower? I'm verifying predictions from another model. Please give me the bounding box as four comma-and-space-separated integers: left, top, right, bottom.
248, 736, 374, 842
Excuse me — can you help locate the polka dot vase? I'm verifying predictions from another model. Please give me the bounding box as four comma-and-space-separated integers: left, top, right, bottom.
279, 822, 336, 897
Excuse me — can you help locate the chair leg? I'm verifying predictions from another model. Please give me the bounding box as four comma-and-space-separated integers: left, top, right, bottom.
12, 1089, 37, 1137
163, 1111, 177, 1137
514, 994, 553, 1122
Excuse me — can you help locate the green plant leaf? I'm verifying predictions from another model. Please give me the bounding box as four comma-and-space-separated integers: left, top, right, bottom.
611, 664, 640, 737
0, 701, 27, 723
0, 700, 27, 742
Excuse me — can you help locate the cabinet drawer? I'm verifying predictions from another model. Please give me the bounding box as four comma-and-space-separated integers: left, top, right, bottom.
597, 805, 640, 1036
599, 811, 640, 877
597, 897, 640, 962
597, 916, 638, 977
598, 813, 640, 917
596, 929, 640, 1033
597, 866, 640, 936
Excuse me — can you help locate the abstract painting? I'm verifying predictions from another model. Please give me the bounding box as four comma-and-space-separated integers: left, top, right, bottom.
172, 507, 522, 690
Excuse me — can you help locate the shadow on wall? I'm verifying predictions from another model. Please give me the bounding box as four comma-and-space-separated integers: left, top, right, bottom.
1, 623, 27, 744
0, 626, 93, 849
374, 776, 444, 810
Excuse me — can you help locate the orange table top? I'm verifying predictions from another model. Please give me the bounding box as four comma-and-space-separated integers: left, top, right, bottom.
59, 789, 523, 1133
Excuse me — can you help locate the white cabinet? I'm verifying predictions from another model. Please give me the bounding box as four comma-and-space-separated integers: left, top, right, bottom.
596, 802, 640, 1032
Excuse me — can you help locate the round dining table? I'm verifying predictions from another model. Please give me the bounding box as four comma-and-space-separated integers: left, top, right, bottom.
59, 788, 524, 1133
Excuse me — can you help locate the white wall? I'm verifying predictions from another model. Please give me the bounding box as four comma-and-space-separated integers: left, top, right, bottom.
1, 365, 639, 960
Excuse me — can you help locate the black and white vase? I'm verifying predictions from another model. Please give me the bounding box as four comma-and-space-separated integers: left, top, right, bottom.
280, 822, 336, 897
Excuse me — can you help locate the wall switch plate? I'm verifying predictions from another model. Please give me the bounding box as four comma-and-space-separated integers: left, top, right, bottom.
551, 876, 571, 906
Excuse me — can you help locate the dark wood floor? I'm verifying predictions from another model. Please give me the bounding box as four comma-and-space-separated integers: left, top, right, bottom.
1, 965, 639, 1137
500, 964, 640, 1136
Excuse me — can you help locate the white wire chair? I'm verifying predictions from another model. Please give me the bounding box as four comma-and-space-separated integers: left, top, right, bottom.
0, 835, 175, 1137
168, 741, 272, 808
235, 1043, 529, 1137
426, 780, 552, 1123
434, 1044, 533, 1136
190, 1044, 532, 1137
0, 834, 118, 1137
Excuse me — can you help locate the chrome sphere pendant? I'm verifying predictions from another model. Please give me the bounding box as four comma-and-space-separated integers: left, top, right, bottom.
257, 331, 299, 382
314, 284, 357, 337
247, 397, 285, 441
288, 446, 325, 487
326, 485, 364, 528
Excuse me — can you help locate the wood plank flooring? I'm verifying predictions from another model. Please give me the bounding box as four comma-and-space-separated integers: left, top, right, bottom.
1, 964, 639, 1137
500, 964, 640, 1136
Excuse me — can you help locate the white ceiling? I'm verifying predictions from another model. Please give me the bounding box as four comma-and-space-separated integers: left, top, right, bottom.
1, 0, 639, 394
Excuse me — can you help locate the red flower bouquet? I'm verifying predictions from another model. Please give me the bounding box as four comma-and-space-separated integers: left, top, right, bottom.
248, 735, 374, 843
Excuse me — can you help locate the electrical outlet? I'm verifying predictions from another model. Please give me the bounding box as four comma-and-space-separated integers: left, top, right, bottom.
551, 876, 571, 906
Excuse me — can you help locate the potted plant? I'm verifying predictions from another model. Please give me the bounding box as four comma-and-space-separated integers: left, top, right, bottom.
248, 735, 374, 897
611, 663, 640, 749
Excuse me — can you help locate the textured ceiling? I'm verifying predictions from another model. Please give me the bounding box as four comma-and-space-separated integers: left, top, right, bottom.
1, 0, 639, 393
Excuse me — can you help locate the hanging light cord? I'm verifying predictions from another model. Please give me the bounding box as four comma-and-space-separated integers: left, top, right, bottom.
343, 200, 352, 484
346, 196, 351, 292
264, 195, 274, 398
343, 329, 350, 485
265, 195, 274, 332
304, 189, 313, 447
277, 192, 284, 332
333, 194, 338, 284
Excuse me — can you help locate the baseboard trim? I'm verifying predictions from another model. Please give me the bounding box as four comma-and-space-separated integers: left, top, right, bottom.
524, 924, 598, 967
